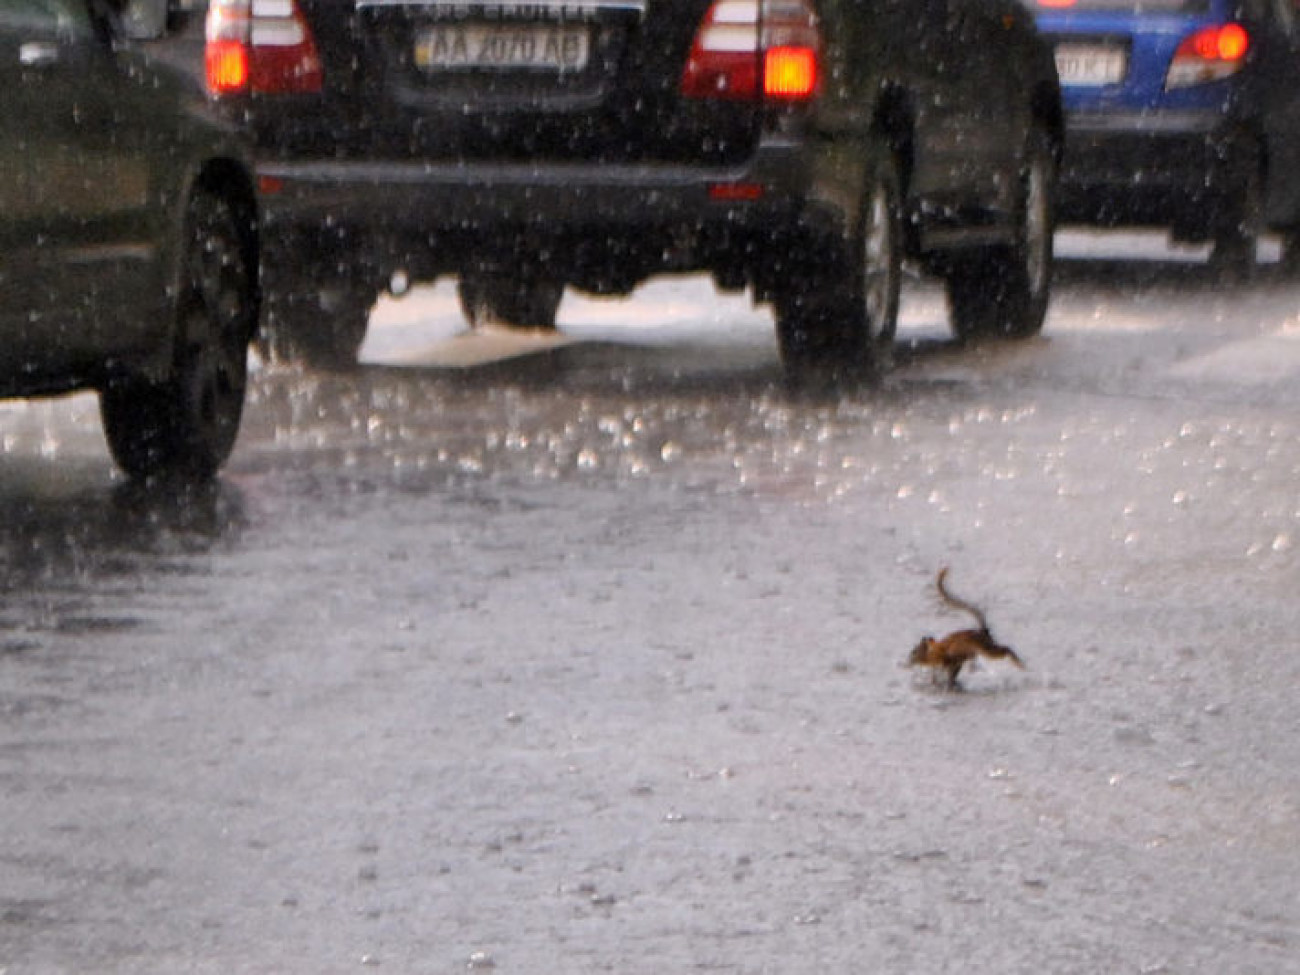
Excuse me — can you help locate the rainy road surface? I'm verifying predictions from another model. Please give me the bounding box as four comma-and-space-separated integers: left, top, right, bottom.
3, 231, 1300, 974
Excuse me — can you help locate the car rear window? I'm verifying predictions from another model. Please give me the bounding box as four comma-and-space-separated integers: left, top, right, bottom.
1028, 0, 1211, 11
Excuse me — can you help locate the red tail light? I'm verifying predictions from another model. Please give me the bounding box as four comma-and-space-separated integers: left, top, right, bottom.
1166, 23, 1248, 90
681, 0, 821, 103
206, 0, 323, 96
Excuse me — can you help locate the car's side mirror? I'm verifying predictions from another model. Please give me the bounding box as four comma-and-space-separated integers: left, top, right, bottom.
120, 0, 169, 40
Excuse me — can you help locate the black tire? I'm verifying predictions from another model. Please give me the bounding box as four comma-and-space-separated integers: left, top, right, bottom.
775, 146, 902, 383
1208, 137, 1263, 279
262, 283, 375, 370
457, 274, 564, 329
100, 191, 254, 481
1280, 229, 1300, 275
946, 128, 1054, 342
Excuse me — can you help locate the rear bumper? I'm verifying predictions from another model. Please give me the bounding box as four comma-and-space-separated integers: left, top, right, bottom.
1056, 109, 1231, 227
253, 140, 851, 291
258, 155, 809, 224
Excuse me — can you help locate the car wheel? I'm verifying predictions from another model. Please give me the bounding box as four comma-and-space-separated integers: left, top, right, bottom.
1279, 229, 1300, 274
1209, 137, 1263, 278
100, 191, 254, 481
457, 274, 564, 329
775, 145, 902, 382
262, 283, 375, 370
946, 128, 1054, 342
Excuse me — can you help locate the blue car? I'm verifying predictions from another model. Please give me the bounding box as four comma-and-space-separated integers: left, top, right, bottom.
1026, 0, 1300, 271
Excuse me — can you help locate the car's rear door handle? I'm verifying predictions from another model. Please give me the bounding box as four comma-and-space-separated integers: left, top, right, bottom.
19, 41, 61, 68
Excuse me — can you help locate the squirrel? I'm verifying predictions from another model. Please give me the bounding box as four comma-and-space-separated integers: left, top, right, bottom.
908, 567, 1025, 689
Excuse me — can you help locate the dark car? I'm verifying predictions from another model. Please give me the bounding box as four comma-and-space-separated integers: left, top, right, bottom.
200, 0, 1061, 377
0, 0, 259, 479
1027, 0, 1300, 272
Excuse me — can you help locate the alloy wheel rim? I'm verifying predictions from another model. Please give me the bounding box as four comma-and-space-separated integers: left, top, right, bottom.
185, 217, 248, 445
862, 182, 896, 342
1024, 156, 1050, 299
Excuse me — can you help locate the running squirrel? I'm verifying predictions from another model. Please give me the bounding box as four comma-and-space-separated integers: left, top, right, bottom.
908, 567, 1025, 689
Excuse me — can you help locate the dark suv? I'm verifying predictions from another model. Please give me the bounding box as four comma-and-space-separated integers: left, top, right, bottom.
0, 0, 259, 479
202, 0, 1061, 377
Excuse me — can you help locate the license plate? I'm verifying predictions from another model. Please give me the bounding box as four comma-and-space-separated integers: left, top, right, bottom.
1054, 43, 1126, 86
415, 24, 591, 72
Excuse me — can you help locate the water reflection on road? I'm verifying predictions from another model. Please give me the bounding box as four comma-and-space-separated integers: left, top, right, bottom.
2, 232, 1299, 973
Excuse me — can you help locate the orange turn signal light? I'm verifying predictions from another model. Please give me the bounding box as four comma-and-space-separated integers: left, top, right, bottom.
1211, 22, 1248, 60
764, 46, 817, 100
1185, 22, 1249, 62
206, 40, 249, 93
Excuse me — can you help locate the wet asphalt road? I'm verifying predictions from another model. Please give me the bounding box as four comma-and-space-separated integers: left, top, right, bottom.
2, 232, 1300, 973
